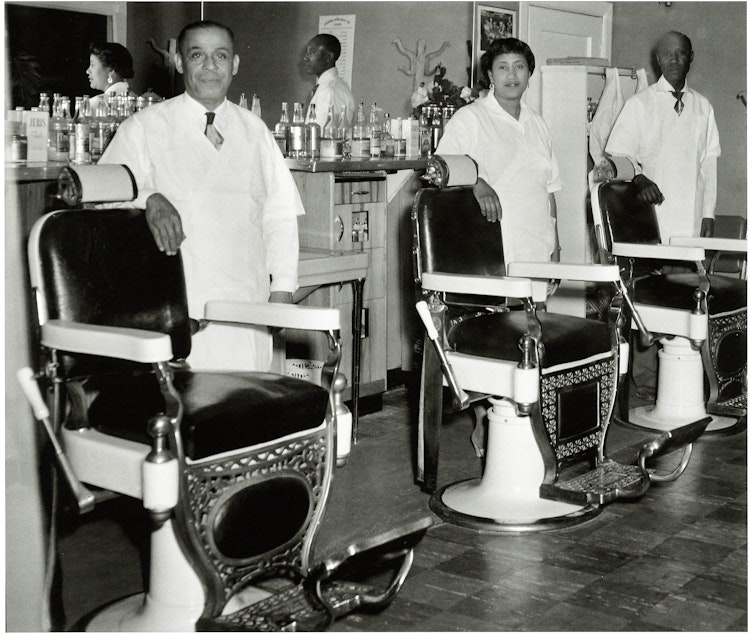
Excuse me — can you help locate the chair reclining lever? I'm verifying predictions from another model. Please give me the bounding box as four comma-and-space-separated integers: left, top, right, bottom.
17, 368, 96, 514
416, 301, 470, 410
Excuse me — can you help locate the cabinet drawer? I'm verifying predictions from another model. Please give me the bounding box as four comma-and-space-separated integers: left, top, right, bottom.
334, 180, 383, 204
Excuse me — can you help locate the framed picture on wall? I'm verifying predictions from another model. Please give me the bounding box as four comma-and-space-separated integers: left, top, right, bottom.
471, 4, 517, 87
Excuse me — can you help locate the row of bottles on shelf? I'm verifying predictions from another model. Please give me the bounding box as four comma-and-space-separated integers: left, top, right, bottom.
271, 101, 456, 161
7, 91, 161, 164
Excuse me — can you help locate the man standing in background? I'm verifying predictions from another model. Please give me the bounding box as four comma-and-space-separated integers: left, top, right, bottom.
606, 30, 720, 240
302, 33, 355, 125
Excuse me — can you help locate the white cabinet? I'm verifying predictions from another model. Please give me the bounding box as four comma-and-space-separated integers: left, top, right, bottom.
540, 65, 637, 315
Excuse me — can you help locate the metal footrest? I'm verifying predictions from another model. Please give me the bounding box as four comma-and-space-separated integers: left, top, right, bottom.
198, 580, 375, 632
540, 461, 649, 506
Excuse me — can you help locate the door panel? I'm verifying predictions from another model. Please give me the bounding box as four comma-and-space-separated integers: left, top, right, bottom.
521, 2, 612, 112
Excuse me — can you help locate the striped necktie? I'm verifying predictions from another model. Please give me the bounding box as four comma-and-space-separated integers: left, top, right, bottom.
671, 91, 684, 116
204, 112, 224, 149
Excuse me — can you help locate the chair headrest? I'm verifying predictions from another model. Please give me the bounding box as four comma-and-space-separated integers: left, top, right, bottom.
58, 164, 138, 206
423, 155, 478, 189
592, 155, 637, 184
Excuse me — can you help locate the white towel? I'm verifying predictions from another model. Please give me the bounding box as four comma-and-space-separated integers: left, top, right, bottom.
589, 67, 625, 165
635, 68, 649, 93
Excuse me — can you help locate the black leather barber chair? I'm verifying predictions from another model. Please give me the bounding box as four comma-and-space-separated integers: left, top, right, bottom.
412, 155, 708, 533
590, 180, 747, 434
21, 165, 431, 631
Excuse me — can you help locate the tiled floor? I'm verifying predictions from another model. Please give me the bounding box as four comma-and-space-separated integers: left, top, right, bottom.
56, 385, 747, 631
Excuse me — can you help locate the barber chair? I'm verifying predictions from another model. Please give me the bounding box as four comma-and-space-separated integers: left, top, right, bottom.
21, 165, 431, 632
590, 180, 747, 434
412, 156, 708, 533
706, 215, 747, 279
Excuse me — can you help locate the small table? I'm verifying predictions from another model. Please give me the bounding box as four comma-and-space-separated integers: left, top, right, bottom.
296, 248, 369, 441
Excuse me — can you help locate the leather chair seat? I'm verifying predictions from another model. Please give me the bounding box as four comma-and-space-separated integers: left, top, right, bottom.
634, 273, 746, 314
77, 370, 329, 460
449, 311, 613, 368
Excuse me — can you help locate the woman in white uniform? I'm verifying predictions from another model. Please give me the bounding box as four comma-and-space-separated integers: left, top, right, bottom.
436, 38, 562, 265
86, 42, 136, 109
436, 38, 562, 457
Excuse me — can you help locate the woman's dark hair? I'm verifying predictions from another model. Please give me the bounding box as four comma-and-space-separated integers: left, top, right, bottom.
89, 42, 134, 80
480, 37, 536, 82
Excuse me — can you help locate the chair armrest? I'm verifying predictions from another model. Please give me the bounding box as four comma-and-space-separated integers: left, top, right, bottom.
204, 300, 341, 331
611, 241, 705, 261
420, 271, 535, 299
41, 319, 173, 363
507, 262, 621, 283
669, 236, 748, 253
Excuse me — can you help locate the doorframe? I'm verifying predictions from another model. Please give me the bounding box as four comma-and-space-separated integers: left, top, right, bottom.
518, 1, 613, 60
5, 1, 127, 44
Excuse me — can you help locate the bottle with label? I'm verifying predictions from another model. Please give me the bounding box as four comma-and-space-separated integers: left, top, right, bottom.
305, 103, 321, 160
287, 102, 305, 158
49, 96, 71, 162
381, 113, 396, 157
251, 93, 262, 118
90, 97, 116, 162
367, 103, 381, 158
351, 102, 370, 158
274, 102, 290, 156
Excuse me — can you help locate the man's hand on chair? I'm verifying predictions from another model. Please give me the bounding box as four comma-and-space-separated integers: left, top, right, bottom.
632, 174, 665, 205
472, 178, 502, 223
146, 193, 186, 256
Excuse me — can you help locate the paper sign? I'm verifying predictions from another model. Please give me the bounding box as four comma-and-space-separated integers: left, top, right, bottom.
319, 14, 355, 91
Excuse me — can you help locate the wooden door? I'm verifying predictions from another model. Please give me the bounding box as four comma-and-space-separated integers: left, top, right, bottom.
519, 1, 613, 113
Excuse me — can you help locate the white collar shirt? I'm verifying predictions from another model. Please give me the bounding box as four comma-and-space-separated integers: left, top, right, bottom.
306, 67, 355, 126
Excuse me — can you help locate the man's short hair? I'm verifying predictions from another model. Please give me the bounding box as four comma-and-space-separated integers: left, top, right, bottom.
313, 33, 342, 61
177, 20, 235, 54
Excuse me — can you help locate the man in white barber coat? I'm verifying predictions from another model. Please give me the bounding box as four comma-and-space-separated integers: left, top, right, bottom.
101, 20, 304, 371
606, 31, 720, 241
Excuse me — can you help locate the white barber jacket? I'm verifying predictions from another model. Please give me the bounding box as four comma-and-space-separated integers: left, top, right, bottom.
306, 67, 355, 126
606, 76, 720, 241
436, 95, 562, 264
101, 93, 304, 371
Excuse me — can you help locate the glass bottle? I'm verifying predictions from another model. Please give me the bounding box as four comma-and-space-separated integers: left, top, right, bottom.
71, 95, 93, 164
305, 103, 321, 160
274, 101, 289, 156
238, 92, 248, 109
251, 93, 262, 118
430, 106, 443, 155
287, 101, 305, 158
38, 92, 50, 114
90, 97, 116, 162
351, 102, 370, 159
419, 105, 432, 157
381, 112, 395, 157
336, 105, 351, 158
367, 103, 381, 158
49, 96, 70, 162
320, 105, 341, 160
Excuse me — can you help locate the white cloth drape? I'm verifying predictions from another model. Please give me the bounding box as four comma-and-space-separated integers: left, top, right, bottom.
588, 67, 624, 165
